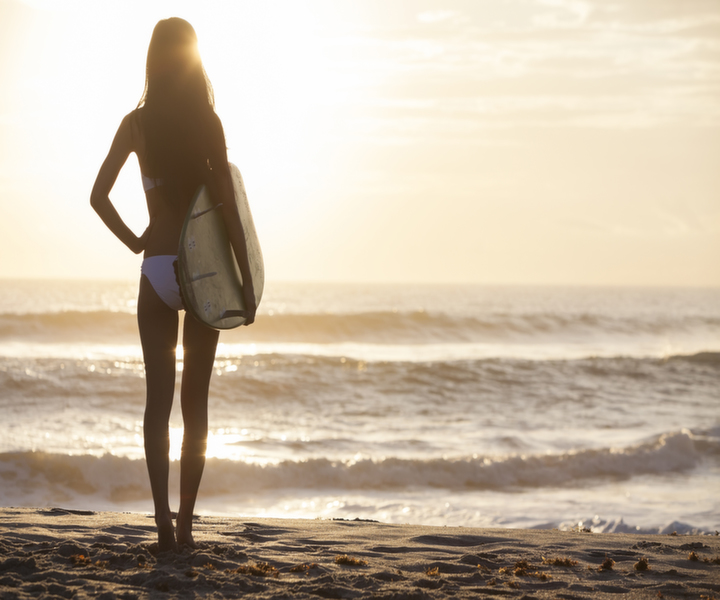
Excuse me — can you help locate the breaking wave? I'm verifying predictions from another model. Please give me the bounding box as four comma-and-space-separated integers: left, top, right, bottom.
1, 429, 715, 507
1, 309, 718, 346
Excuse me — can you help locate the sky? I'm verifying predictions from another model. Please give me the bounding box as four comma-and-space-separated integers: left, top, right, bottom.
0, 0, 718, 285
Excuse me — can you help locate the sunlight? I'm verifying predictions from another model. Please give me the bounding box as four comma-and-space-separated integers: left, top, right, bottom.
168, 426, 268, 463
205, 430, 251, 461
168, 427, 182, 462
2, 0, 719, 284
195, 3, 367, 228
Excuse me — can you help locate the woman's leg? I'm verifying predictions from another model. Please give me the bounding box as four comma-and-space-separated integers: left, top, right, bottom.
176, 312, 219, 548
137, 275, 179, 552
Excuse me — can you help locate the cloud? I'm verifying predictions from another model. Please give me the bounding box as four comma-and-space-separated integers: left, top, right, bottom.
416, 10, 460, 24
534, 0, 594, 28
313, 0, 720, 139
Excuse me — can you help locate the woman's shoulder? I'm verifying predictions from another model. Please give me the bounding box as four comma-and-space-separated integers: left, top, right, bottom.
114, 108, 144, 132
117, 108, 145, 149
123, 107, 144, 128
207, 110, 227, 146
206, 110, 224, 134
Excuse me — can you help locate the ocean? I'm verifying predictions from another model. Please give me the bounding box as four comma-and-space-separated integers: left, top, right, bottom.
1, 279, 718, 534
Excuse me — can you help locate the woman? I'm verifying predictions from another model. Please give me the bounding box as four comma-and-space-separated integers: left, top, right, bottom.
91, 18, 255, 551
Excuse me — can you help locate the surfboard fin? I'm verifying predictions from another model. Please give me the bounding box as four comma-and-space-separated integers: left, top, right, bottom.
220, 310, 247, 319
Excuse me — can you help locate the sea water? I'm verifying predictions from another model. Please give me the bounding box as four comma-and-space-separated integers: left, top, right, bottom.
0, 280, 718, 533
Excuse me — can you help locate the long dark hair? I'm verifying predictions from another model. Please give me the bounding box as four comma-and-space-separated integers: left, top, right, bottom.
138, 18, 226, 203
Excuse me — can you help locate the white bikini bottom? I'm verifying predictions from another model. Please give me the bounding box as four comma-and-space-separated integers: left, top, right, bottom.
141, 255, 184, 311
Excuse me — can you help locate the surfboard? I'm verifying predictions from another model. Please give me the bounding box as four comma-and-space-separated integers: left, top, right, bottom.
177, 163, 264, 330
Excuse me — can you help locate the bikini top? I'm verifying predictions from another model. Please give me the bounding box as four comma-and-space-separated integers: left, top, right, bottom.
142, 173, 163, 192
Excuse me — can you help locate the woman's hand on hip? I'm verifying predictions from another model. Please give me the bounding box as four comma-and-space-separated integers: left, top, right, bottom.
130, 218, 156, 254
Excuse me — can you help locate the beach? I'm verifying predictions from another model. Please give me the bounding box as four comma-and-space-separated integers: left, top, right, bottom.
1, 507, 719, 599
1, 280, 719, 597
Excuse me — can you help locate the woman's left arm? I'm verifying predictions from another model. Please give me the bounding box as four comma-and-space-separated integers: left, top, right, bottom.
208, 115, 256, 325
90, 115, 152, 254
214, 167, 256, 325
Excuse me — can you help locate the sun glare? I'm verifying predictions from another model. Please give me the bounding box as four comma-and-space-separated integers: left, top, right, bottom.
2, 0, 718, 284
168, 426, 270, 463
195, 4, 368, 229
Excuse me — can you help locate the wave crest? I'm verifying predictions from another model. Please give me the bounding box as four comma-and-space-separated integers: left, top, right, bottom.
0, 430, 711, 508
2, 309, 718, 346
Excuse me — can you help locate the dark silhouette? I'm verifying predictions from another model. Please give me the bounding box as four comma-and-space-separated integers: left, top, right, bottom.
91, 18, 255, 551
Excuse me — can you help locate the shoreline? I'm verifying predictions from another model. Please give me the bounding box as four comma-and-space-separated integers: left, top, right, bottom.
1, 507, 718, 599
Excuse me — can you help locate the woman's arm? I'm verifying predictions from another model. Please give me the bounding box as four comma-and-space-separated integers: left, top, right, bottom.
206, 113, 256, 325
90, 114, 152, 254
213, 166, 256, 326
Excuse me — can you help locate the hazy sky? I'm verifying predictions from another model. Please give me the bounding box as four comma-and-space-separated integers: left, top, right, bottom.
1, 0, 718, 285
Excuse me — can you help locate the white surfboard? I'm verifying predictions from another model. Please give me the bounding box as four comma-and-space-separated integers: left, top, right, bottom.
177, 163, 263, 329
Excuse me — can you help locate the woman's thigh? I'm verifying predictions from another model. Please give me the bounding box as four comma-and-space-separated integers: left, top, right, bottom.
180, 313, 219, 418
137, 275, 179, 404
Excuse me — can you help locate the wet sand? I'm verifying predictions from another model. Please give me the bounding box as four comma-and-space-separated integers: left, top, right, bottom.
0, 507, 718, 599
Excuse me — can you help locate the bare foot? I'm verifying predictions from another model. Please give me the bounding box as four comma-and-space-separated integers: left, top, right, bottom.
156, 515, 177, 553
176, 515, 198, 549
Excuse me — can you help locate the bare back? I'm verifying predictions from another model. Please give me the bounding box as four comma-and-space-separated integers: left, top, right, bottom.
128, 108, 200, 258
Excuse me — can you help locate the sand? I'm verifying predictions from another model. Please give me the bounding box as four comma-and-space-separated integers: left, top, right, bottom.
0, 507, 718, 599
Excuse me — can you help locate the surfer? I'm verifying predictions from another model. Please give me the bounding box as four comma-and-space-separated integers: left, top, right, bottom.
91, 18, 256, 551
